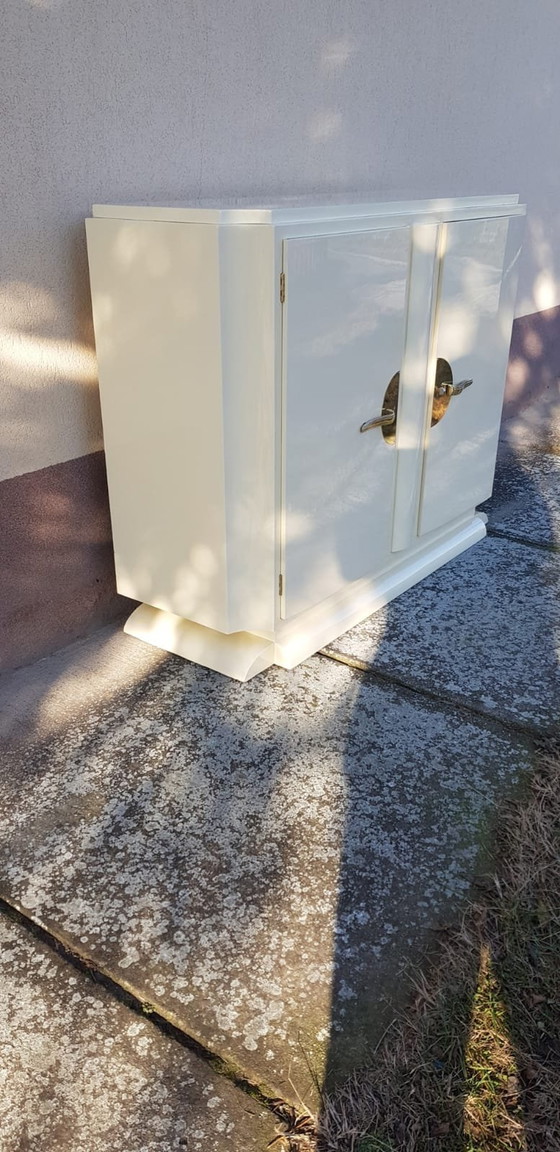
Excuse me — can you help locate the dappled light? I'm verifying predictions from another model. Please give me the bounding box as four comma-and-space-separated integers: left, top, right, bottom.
0, 328, 97, 383
321, 36, 358, 69
516, 212, 560, 319
462, 943, 526, 1147
0, 273, 102, 482
0, 625, 165, 745
308, 112, 343, 142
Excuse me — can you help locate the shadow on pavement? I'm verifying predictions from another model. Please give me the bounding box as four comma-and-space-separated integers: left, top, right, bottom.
320, 439, 559, 1150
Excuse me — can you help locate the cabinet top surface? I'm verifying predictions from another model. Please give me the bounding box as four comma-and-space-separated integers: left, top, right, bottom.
91, 193, 521, 226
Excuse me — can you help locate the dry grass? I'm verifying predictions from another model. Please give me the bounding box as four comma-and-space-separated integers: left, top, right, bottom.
279, 742, 560, 1152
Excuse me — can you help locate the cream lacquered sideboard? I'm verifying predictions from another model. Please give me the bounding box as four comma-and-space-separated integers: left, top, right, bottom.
86, 195, 525, 681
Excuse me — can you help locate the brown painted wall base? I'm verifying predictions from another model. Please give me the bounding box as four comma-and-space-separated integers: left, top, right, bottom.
0, 452, 135, 674
502, 304, 560, 450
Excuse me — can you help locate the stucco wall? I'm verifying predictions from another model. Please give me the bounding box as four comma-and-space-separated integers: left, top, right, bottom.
2, 0, 560, 482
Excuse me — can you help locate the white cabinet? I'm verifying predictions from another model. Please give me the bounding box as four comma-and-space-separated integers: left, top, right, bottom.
86, 196, 525, 681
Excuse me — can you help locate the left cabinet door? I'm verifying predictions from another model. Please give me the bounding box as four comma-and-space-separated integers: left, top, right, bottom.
281, 227, 411, 619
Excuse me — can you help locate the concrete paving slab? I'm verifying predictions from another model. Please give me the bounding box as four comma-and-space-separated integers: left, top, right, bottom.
0, 622, 166, 747
0, 634, 531, 1102
480, 446, 560, 549
325, 535, 560, 734
0, 912, 276, 1152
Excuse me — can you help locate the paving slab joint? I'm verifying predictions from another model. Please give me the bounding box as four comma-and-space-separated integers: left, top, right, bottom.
0, 894, 318, 1149
318, 650, 546, 742
486, 525, 560, 553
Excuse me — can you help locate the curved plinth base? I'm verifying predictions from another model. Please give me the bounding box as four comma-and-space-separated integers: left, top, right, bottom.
124, 604, 275, 683
124, 513, 487, 681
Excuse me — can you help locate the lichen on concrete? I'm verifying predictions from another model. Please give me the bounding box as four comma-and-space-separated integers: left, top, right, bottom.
0, 913, 275, 1151
480, 446, 560, 549
0, 640, 531, 1103
325, 534, 560, 734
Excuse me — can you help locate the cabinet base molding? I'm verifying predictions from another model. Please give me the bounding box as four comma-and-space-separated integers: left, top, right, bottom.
124, 513, 486, 682
124, 605, 276, 683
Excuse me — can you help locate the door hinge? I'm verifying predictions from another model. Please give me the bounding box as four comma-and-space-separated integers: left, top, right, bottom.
278, 573, 284, 597
279, 272, 286, 304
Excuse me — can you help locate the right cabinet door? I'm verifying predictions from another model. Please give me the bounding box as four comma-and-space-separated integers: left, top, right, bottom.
418, 214, 523, 537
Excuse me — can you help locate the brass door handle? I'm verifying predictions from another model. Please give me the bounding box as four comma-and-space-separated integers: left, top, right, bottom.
434, 378, 473, 399
360, 408, 395, 433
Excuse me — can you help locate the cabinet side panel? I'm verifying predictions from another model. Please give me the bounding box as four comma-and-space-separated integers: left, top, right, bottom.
85, 219, 229, 630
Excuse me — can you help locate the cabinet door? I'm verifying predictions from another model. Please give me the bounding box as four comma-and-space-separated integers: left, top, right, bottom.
418, 215, 523, 537
281, 227, 410, 619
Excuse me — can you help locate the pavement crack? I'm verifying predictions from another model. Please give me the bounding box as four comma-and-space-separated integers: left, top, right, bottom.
318, 649, 543, 742
486, 526, 559, 553
0, 894, 316, 1146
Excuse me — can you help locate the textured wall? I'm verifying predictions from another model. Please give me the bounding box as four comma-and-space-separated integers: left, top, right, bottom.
1, 0, 560, 481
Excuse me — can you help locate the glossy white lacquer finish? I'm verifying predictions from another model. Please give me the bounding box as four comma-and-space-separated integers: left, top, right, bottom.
419, 216, 524, 536
86, 196, 524, 681
86, 217, 276, 637
86, 218, 227, 628
281, 228, 410, 619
